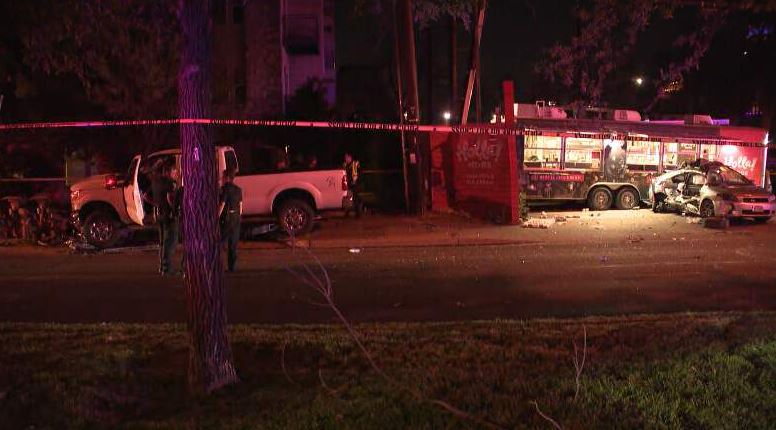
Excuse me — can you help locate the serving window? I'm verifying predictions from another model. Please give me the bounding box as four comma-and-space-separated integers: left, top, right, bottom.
524, 135, 561, 169
626, 140, 660, 172
564, 137, 602, 170
700, 144, 720, 162
662, 142, 697, 170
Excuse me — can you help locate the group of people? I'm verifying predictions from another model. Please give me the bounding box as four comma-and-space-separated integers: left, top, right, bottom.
1, 197, 67, 244
149, 150, 361, 275
149, 160, 243, 276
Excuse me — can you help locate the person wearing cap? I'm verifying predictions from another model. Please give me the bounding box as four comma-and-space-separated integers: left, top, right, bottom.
218, 168, 242, 272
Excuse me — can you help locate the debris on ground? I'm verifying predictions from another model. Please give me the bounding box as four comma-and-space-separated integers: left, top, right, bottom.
67, 240, 98, 254
599, 255, 610, 263
101, 245, 159, 254
522, 218, 556, 229
554, 216, 567, 223
703, 217, 730, 229
626, 235, 644, 243
348, 248, 362, 254
686, 217, 703, 224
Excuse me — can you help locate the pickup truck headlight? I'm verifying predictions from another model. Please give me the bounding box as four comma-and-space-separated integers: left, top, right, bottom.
721, 193, 737, 202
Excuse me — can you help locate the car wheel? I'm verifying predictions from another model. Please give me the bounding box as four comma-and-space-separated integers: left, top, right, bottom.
278, 199, 315, 236
753, 217, 771, 224
587, 188, 613, 211
700, 199, 716, 218
82, 210, 120, 248
616, 188, 639, 210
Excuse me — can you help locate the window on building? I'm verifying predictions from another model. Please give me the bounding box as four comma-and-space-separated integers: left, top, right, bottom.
285, 15, 319, 55
524, 135, 561, 169
626, 140, 660, 172
700, 144, 720, 162
663, 142, 697, 170
564, 137, 602, 170
232, 3, 244, 24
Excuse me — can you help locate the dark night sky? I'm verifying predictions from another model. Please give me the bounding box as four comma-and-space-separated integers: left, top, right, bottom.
336, 0, 775, 129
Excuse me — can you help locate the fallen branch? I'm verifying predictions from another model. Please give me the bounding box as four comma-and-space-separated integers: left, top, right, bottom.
318, 368, 341, 397
285, 241, 506, 430
280, 339, 299, 387
530, 400, 563, 430
573, 325, 587, 403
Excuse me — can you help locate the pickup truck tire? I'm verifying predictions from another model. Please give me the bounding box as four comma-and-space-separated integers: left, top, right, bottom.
82, 210, 120, 248
278, 199, 314, 236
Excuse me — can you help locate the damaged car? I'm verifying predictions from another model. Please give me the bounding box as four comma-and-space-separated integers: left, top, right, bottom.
649, 161, 775, 223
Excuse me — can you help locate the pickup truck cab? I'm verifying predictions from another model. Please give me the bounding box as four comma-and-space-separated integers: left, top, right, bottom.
70, 146, 347, 247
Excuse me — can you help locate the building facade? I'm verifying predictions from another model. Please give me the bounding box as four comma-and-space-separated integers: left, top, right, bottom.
212, 0, 335, 119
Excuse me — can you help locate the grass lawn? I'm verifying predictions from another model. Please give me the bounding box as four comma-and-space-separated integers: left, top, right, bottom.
1, 312, 776, 429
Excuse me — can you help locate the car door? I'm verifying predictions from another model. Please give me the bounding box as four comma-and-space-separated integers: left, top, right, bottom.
681, 173, 705, 213
663, 171, 685, 206
122, 155, 145, 226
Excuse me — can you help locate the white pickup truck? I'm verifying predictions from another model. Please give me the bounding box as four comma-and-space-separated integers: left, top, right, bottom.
70, 146, 347, 247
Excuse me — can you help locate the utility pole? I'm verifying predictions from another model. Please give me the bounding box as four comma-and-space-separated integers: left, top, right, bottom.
392, 0, 410, 213
460, 0, 487, 125
450, 17, 457, 119
395, 0, 423, 214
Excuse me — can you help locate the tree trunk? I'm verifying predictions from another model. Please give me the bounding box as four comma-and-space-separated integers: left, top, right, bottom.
178, 0, 238, 394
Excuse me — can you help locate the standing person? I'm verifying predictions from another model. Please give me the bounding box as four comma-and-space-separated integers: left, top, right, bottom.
218, 168, 242, 272
152, 160, 180, 275
343, 152, 362, 218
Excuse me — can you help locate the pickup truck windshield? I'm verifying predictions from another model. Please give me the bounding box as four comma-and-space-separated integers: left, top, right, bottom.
715, 165, 751, 186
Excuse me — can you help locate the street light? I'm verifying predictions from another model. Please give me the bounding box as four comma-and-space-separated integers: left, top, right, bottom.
443, 111, 451, 122
634, 76, 644, 86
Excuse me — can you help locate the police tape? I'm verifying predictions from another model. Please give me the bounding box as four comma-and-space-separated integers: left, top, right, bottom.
0, 117, 773, 147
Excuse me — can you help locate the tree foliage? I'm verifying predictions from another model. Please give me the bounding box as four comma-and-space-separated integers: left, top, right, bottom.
16, 0, 179, 119
541, 0, 776, 110
354, 0, 479, 27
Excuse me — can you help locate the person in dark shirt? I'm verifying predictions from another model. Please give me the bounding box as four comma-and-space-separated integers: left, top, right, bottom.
343, 152, 362, 218
151, 161, 181, 275
218, 168, 242, 272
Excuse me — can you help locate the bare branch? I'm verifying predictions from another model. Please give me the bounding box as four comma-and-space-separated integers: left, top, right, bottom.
286, 245, 507, 430
573, 325, 587, 403
530, 400, 563, 430
280, 339, 299, 387
318, 368, 341, 397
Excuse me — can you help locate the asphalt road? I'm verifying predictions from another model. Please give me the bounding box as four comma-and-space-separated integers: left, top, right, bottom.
1, 212, 775, 324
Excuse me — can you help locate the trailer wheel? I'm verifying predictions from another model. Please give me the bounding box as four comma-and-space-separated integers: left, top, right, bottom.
587, 187, 612, 211
616, 188, 639, 210
82, 210, 121, 248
